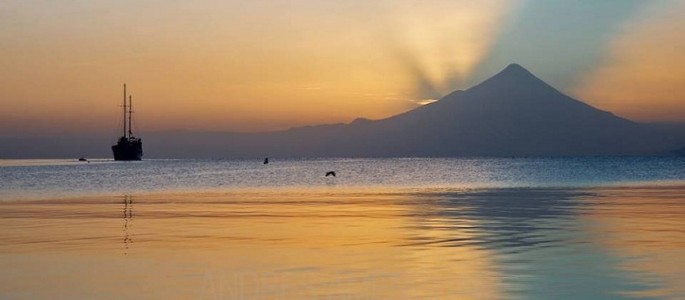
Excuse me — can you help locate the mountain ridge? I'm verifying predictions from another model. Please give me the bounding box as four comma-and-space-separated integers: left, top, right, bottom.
2, 64, 683, 158
236, 63, 677, 157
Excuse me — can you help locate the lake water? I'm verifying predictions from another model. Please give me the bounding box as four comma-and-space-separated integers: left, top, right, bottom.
0, 158, 684, 299
2, 157, 685, 201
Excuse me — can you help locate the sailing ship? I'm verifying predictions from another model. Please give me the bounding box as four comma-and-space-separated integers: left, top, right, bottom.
112, 84, 143, 161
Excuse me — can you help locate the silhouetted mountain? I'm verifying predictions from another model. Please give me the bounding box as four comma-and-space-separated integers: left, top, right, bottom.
3, 64, 684, 158
140, 63, 681, 158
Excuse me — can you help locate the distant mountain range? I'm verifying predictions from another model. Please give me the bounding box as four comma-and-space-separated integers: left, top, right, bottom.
2, 64, 684, 158
145, 64, 684, 158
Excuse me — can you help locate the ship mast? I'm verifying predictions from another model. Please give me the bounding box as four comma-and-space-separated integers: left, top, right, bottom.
123, 84, 127, 138
128, 95, 133, 138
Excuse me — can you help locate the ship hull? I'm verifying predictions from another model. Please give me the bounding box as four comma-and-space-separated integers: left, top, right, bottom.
112, 137, 143, 161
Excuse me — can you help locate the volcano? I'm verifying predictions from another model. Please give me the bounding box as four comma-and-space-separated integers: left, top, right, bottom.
147, 64, 682, 158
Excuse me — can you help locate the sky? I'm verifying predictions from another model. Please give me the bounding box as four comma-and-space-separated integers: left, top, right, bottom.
1, 0, 684, 136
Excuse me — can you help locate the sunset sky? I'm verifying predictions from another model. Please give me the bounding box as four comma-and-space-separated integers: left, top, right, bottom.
1, 0, 684, 136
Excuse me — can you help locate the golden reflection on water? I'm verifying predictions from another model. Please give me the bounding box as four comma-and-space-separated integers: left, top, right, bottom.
580, 187, 685, 299
1, 187, 684, 299
0, 191, 501, 299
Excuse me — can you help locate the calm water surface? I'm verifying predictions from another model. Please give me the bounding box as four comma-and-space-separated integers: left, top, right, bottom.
0, 158, 684, 299
2, 157, 685, 200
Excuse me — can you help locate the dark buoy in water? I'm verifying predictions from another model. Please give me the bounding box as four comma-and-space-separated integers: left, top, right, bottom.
325, 171, 336, 177
263, 157, 269, 164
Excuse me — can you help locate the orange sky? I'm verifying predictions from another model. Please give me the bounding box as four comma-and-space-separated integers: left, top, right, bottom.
573, 1, 685, 122
0, 1, 683, 136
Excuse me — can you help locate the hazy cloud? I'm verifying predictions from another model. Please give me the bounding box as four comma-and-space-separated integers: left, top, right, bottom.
575, 1, 685, 122
466, 0, 649, 91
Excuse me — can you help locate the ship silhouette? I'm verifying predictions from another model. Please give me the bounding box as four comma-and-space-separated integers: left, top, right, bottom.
112, 84, 143, 160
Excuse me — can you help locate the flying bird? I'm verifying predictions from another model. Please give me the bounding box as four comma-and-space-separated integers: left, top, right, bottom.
325, 171, 336, 177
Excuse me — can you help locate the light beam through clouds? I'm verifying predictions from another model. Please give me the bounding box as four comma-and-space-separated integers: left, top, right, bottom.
466, 0, 648, 92
0, 0, 520, 135
381, 0, 519, 100
0, 0, 683, 136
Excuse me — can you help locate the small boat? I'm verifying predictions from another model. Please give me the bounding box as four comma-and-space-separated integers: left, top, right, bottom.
78, 157, 88, 162
112, 84, 143, 161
